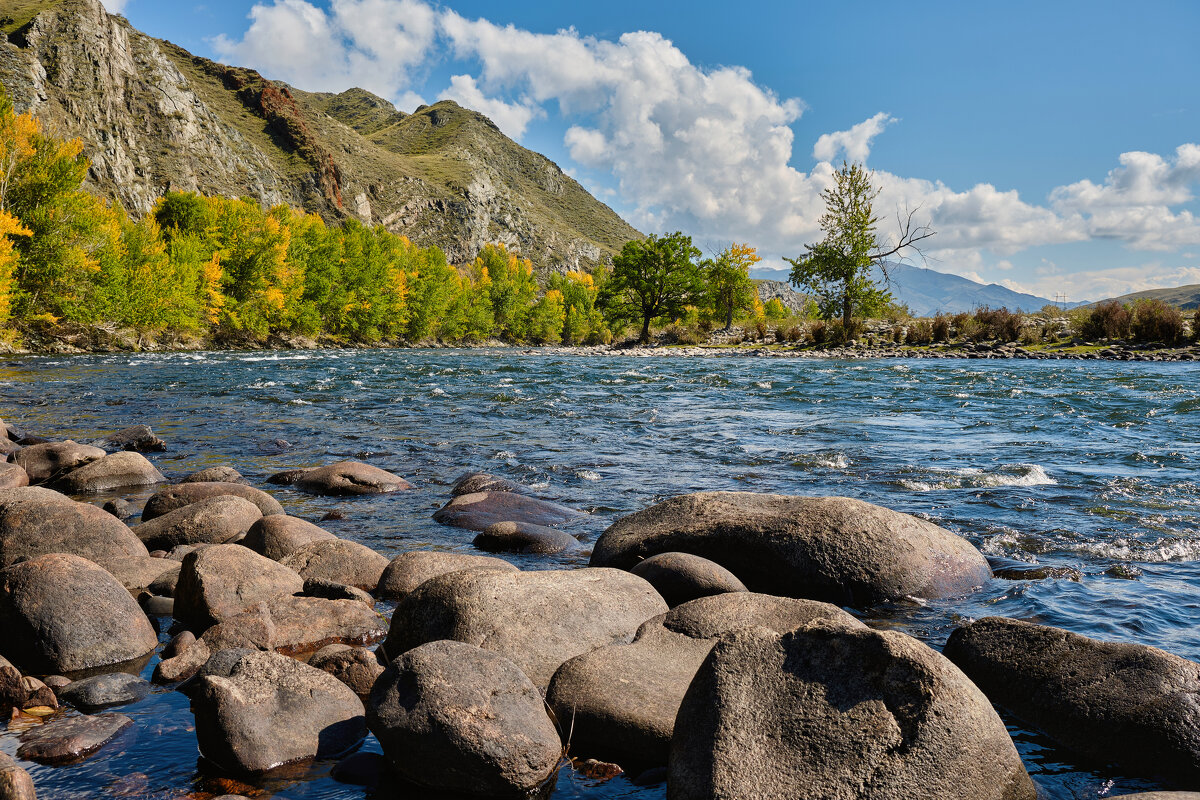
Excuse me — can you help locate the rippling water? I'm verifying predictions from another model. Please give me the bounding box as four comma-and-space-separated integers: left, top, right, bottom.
2, 349, 1199, 799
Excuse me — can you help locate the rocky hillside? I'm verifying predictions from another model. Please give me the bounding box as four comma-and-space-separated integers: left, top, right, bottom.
0, 0, 639, 268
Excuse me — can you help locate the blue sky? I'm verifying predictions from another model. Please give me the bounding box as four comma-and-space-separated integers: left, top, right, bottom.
103, 0, 1200, 301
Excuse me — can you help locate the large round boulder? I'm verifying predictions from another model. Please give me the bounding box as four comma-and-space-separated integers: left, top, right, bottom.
592, 492, 991, 608
133, 495, 263, 551
630, 552, 748, 608
0, 487, 149, 568
142, 482, 284, 521
376, 550, 517, 600
547, 592, 863, 767
52, 451, 165, 493
433, 491, 584, 532
292, 461, 413, 496
0, 553, 158, 673
13, 440, 105, 484
191, 649, 366, 774
944, 616, 1200, 783
669, 623, 1036, 800
175, 544, 305, 629
367, 640, 561, 798
0, 463, 28, 489
0, 751, 36, 800
383, 567, 668, 689
243, 515, 336, 561
279, 539, 389, 592
473, 521, 581, 555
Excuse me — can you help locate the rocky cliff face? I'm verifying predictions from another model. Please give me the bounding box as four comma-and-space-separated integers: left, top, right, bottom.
0, 0, 639, 268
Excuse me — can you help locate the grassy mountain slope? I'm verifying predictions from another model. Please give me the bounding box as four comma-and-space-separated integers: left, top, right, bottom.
1088, 284, 1200, 310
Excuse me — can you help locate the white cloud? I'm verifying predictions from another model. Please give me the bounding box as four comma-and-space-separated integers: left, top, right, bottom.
812, 112, 895, 164
440, 75, 539, 140
99, 0, 129, 12
1020, 263, 1200, 302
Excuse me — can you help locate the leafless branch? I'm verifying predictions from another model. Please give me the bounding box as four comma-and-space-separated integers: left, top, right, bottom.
872, 204, 936, 276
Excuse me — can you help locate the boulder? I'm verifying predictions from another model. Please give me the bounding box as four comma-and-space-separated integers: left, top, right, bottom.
547, 592, 863, 767
174, 544, 304, 629
243, 515, 336, 561
0, 553, 158, 673
13, 440, 105, 484
132, 495, 262, 551
384, 567, 668, 689
59, 672, 150, 711
474, 521, 581, 555
20, 676, 57, 710
102, 497, 137, 520
630, 552, 748, 607
0, 462, 28, 489
451, 472, 525, 496
0, 655, 22, 709
0, 487, 149, 568
190, 650, 366, 774
310, 645, 385, 696
141, 482, 284, 521
592, 492, 991, 608
376, 550, 517, 600
301, 577, 373, 605
51, 451, 166, 493
16, 713, 133, 765
280, 539, 389, 592
148, 564, 182, 597
92, 425, 166, 453
669, 623, 1036, 800
944, 616, 1200, 783
433, 491, 584, 531
0, 436, 20, 457
182, 466, 246, 484
292, 461, 413, 496
367, 640, 561, 798
0, 751, 37, 800
98, 555, 179, 593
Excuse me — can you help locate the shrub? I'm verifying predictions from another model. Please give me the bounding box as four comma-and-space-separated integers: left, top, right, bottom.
809, 321, 827, 345
763, 298, 788, 319
660, 323, 700, 345
753, 318, 768, 340
905, 319, 933, 345
1020, 326, 1043, 346
891, 325, 903, 344
697, 317, 714, 334
1194, 308, 1200, 343
1080, 301, 1132, 341
1131, 299, 1185, 345
974, 307, 1021, 342
782, 324, 803, 343
884, 302, 912, 323
828, 318, 863, 345
931, 313, 951, 342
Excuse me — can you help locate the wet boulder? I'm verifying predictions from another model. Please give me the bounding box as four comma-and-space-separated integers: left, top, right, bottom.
451, 472, 525, 496
944, 616, 1200, 783
473, 521, 581, 555
669, 623, 1036, 800
433, 490, 585, 532
310, 645, 385, 697
132, 495, 263, 551
376, 550, 518, 600
174, 544, 304, 629
279, 539, 389, 592
0, 462, 28, 489
367, 640, 562, 798
0, 486, 149, 568
102, 497, 137, 521
592, 492, 991, 608
547, 592, 862, 767
0, 655, 23, 709
383, 567, 668, 689
630, 552, 748, 608
181, 466, 246, 484
59, 672, 150, 711
17, 713, 133, 765
0, 553, 158, 672
191, 650, 366, 774
92, 425, 166, 453
13, 440, 105, 484
0, 751, 37, 800
292, 461, 413, 496
51, 451, 166, 493
243, 515, 336, 561
142, 482, 284, 521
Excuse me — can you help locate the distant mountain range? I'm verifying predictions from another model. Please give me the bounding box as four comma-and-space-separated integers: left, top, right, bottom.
1084, 284, 1200, 310
753, 263, 1087, 316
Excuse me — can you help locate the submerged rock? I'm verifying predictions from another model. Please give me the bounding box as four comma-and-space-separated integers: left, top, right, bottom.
17, 713, 133, 765
630, 552, 747, 607
592, 492, 991, 608
141, 482, 284, 521
60, 672, 151, 711
181, 466, 246, 484
433, 490, 584, 531
292, 461, 413, 496
376, 550, 518, 600
451, 472, 525, 496
92, 425, 166, 453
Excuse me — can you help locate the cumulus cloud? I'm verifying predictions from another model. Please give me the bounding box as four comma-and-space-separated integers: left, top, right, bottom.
441, 75, 539, 139
1021, 263, 1200, 303
99, 0, 129, 12
812, 112, 895, 164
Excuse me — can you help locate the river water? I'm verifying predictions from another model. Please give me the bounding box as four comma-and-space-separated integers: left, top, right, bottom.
2, 349, 1198, 799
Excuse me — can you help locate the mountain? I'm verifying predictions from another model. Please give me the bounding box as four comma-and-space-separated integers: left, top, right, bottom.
1087, 284, 1200, 310
0, 0, 639, 268
752, 263, 1085, 316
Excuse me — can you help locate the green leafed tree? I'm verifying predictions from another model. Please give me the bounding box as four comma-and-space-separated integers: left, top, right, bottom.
786, 162, 934, 327
603, 231, 703, 343
703, 242, 760, 330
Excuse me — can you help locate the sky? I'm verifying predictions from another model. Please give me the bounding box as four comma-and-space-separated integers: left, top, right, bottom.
100, 0, 1200, 301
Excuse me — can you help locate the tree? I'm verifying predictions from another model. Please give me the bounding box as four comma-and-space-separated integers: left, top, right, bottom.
786, 162, 934, 327
704, 242, 760, 330
604, 232, 702, 344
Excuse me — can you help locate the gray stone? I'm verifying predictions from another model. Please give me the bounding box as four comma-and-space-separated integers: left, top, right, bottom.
60, 672, 150, 711
433, 491, 584, 532
0, 655, 23, 710
52, 451, 166, 493
944, 616, 1200, 783
474, 521, 581, 554
0, 553, 158, 673
13, 440, 105, 484
148, 563, 182, 597
384, 567, 668, 689
280, 539, 389, 592
0, 487, 149, 568
367, 640, 561, 798
0, 463, 28, 489
141, 482, 284, 521
451, 472, 524, 496
593, 492, 991, 608
547, 592, 863, 767
163, 630, 196, 660
301, 578, 373, 605
174, 544, 304, 629
133, 495, 262, 551
191, 650, 366, 774
102, 497, 137, 520
17, 713, 133, 764
630, 552, 748, 607
310, 645, 385, 696
243, 515, 336, 561
293, 461, 413, 496
92, 425, 166, 453
181, 466, 246, 484
376, 550, 517, 600
18, 677, 57, 711
668, 624, 1036, 800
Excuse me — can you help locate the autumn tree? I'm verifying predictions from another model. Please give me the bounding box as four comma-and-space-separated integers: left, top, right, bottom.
787, 162, 934, 327
704, 242, 760, 330
604, 232, 702, 343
